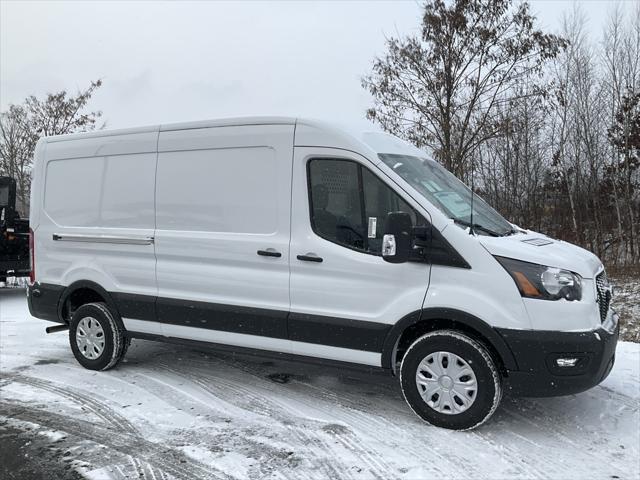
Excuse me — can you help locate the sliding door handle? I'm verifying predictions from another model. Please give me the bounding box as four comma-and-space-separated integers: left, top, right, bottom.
296, 253, 323, 263
257, 249, 282, 258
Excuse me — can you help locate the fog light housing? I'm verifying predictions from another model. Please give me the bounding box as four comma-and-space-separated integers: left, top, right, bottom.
556, 358, 579, 367
546, 353, 591, 375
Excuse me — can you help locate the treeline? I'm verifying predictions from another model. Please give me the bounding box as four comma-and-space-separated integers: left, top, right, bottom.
364, 0, 639, 267
475, 7, 639, 266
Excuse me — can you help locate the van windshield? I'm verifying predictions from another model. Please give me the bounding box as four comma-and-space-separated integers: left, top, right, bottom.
378, 154, 514, 236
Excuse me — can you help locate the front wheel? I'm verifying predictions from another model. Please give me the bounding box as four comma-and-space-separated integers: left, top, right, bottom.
69, 302, 129, 371
400, 330, 502, 430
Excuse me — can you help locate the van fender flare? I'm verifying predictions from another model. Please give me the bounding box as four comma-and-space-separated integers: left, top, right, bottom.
381, 308, 518, 371
58, 280, 121, 323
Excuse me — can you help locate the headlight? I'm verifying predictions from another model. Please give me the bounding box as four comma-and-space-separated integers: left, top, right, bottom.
495, 256, 582, 301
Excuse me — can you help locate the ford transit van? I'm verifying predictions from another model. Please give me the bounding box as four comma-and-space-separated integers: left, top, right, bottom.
27, 117, 619, 430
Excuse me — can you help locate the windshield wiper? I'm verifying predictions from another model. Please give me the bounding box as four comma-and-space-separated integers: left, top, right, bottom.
451, 218, 501, 237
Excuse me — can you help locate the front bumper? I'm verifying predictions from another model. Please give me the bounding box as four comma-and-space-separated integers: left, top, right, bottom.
496, 310, 619, 397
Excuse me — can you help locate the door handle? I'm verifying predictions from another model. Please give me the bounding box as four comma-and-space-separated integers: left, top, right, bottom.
297, 253, 323, 263
257, 249, 282, 258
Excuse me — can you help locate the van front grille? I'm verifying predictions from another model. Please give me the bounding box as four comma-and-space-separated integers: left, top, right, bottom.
595, 272, 611, 322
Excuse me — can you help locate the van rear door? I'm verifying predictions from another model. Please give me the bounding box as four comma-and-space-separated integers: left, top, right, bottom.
154, 124, 294, 351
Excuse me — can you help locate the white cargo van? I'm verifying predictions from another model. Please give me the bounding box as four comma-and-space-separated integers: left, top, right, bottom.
27, 117, 618, 430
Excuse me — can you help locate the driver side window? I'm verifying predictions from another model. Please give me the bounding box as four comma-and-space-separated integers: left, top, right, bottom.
307, 158, 422, 255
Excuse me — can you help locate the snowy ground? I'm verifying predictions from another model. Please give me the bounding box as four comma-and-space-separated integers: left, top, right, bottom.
1, 288, 639, 480
611, 274, 640, 343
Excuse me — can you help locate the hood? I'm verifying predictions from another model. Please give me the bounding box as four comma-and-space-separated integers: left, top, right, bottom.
478, 230, 603, 279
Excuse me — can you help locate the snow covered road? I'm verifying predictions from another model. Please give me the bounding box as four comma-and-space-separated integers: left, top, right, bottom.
1, 288, 639, 480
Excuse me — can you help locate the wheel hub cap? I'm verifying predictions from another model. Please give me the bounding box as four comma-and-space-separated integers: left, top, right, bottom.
439, 375, 453, 390
415, 351, 478, 415
76, 317, 105, 360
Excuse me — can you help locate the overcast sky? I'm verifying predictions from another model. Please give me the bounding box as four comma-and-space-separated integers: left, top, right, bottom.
1, 1, 637, 132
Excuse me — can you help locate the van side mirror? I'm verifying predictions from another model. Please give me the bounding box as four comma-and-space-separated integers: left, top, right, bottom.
382, 212, 412, 264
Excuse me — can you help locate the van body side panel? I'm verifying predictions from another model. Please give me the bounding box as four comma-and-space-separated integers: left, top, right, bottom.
154, 125, 294, 344
36, 132, 159, 298
422, 224, 532, 331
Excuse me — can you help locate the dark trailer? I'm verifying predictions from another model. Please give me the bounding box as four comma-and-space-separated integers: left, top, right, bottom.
0, 177, 30, 283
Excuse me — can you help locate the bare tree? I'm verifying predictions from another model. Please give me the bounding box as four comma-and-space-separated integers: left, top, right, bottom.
0, 106, 38, 215
548, 7, 603, 247
608, 90, 640, 263
601, 4, 640, 264
362, 0, 567, 178
0, 80, 103, 214
475, 80, 551, 233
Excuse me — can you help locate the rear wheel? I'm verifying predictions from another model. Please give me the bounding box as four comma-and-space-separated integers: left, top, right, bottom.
400, 330, 502, 430
69, 302, 128, 371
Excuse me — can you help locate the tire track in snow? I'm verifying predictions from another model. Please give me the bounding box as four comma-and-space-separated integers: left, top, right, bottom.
156, 356, 400, 435
1, 374, 235, 480
134, 361, 351, 480
152, 362, 410, 479
160, 359, 447, 474
214, 365, 460, 477
466, 428, 551, 479
4, 373, 138, 435
208, 352, 638, 479
153, 354, 553, 479
183, 354, 418, 434
145, 352, 540, 478
151, 363, 287, 422
285, 425, 353, 480
152, 360, 462, 479
152, 362, 374, 480
0, 401, 232, 480
595, 384, 640, 410
477, 388, 638, 477
496, 400, 631, 478
8, 357, 403, 478
76, 362, 348, 480
331, 434, 389, 480
132, 369, 259, 421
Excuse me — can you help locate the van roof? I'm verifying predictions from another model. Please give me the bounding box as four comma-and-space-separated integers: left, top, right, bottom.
43, 116, 297, 143
42, 115, 426, 158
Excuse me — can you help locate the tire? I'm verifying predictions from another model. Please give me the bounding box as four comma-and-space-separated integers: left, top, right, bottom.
69, 302, 128, 371
400, 330, 502, 430
121, 335, 132, 360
